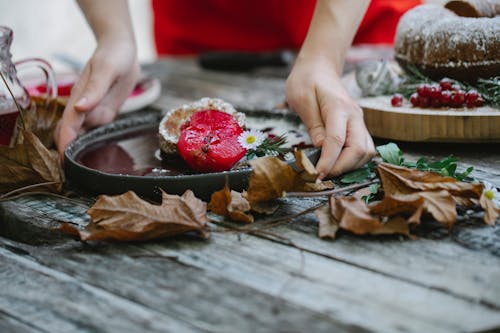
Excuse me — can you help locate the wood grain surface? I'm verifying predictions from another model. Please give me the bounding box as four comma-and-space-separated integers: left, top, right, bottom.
1, 58, 499, 333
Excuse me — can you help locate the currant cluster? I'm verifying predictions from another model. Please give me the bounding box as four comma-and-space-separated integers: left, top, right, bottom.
391, 78, 485, 108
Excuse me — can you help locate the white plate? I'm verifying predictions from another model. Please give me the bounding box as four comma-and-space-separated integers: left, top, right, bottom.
23, 72, 161, 113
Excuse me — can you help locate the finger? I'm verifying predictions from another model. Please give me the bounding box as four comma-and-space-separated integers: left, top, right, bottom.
56, 103, 85, 157
83, 67, 139, 127
329, 119, 375, 176
73, 60, 117, 113
315, 105, 347, 179
287, 92, 325, 147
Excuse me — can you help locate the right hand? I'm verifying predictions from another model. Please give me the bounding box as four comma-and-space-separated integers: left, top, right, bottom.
56, 38, 140, 157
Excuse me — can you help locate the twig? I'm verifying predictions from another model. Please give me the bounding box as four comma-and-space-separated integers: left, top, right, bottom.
285, 179, 378, 197
0, 181, 58, 200
211, 200, 328, 234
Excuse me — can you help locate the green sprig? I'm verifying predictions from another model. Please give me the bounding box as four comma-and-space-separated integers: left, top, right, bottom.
245, 134, 288, 160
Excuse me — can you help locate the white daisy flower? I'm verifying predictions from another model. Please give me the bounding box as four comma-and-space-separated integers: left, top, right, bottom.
483, 181, 500, 206
238, 129, 265, 150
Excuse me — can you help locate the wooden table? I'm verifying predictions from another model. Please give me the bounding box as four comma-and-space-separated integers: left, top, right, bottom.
1, 58, 500, 333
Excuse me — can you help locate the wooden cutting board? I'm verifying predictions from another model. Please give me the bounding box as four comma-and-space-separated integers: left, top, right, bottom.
359, 96, 500, 143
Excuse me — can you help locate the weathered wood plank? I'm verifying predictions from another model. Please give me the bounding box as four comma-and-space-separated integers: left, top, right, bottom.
0, 191, 498, 329
145, 59, 286, 112
247, 197, 500, 309
0, 245, 202, 333
0, 310, 45, 333
0, 237, 365, 333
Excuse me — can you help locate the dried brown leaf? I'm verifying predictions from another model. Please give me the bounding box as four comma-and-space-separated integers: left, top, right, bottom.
294, 180, 335, 192
250, 199, 279, 215
14, 96, 65, 147
316, 204, 339, 239
371, 190, 457, 228
376, 163, 483, 199
0, 129, 63, 193
294, 150, 318, 182
372, 217, 411, 237
208, 183, 253, 223
246, 156, 297, 203
329, 196, 410, 237
480, 192, 500, 226
62, 190, 209, 241
331, 196, 383, 235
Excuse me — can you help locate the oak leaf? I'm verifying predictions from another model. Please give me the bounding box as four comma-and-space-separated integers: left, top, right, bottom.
61, 190, 209, 241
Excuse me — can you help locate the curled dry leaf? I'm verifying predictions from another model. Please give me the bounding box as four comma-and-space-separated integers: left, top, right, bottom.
294, 150, 318, 182
370, 191, 457, 228
245, 152, 334, 204
315, 204, 339, 239
209, 183, 253, 223
61, 190, 209, 241
14, 96, 65, 147
480, 191, 500, 226
0, 129, 64, 193
331, 196, 384, 235
246, 157, 297, 203
319, 196, 410, 238
376, 163, 483, 200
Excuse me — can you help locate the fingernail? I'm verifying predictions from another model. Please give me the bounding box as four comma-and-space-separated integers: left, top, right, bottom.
75, 97, 88, 108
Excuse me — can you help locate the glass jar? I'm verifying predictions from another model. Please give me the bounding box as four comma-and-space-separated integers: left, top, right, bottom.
0, 26, 57, 146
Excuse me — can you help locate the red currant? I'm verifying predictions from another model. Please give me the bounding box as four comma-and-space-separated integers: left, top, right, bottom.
439, 90, 452, 106
410, 93, 419, 106
465, 89, 480, 104
451, 90, 466, 107
475, 96, 485, 107
391, 94, 403, 107
418, 95, 431, 108
417, 84, 432, 97
439, 78, 453, 90
430, 84, 442, 99
431, 98, 442, 108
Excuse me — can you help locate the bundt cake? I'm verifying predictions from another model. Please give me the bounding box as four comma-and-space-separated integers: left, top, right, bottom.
394, 0, 500, 82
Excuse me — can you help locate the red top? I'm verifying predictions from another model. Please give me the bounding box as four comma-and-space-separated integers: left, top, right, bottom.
152, 0, 421, 55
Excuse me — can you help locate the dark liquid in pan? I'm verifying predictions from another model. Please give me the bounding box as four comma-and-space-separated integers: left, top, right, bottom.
76, 128, 194, 176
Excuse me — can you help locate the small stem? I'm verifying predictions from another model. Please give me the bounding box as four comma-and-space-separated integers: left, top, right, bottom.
285, 179, 378, 197
0, 181, 58, 200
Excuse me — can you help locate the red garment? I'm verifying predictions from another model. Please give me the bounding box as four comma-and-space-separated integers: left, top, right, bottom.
152, 0, 421, 55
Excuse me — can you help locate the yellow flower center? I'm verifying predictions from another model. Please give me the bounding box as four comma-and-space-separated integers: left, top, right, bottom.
485, 190, 495, 200
246, 136, 256, 144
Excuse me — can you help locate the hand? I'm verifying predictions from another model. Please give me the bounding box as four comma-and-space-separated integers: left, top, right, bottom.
286, 56, 375, 178
56, 38, 140, 157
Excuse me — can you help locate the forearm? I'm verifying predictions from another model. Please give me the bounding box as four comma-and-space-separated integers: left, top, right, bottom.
298, 0, 370, 73
76, 0, 136, 44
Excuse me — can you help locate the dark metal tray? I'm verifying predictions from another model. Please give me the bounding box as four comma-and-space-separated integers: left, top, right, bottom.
64, 109, 319, 200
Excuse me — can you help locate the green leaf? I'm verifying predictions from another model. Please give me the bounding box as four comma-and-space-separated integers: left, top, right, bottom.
376, 143, 404, 165
340, 166, 371, 184
362, 183, 380, 203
